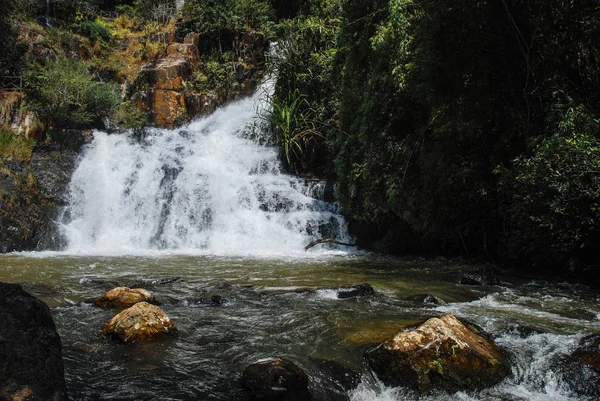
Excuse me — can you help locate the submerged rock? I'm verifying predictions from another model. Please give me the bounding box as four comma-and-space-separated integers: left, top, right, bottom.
337, 283, 375, 299
102, 302, 175, 343
94, 286, 157, 307
409, 294, 447, 306
0, 282, 67, 401
192, 294, 226, 306
241, 357, 311, 401
365, 314, 508, 393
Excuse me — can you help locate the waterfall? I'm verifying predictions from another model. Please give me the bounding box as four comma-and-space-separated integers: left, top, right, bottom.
61, 78, 350, 255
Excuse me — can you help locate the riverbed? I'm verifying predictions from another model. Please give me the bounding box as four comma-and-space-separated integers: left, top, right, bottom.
1, 252, 598, 400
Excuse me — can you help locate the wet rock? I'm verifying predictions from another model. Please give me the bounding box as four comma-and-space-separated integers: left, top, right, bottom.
555, 334, 600, 397
409, 294, 447, 305
102, 302, 175, 343
0, 282, 67, 401
241, 357, 311, 401
313, 359, 361, 392
365, 314, 508, 393
192, 295, 226, 306
573, 334, 600, 369
94, 287, 157, 308
337, 283, 375, 299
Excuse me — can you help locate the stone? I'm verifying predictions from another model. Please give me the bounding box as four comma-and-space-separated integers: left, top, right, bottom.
183, 32, 200, 47
102, 302, 175, 343
94, 287, 157, 308
166, 43, 199, 61
336, 283, 375, 299
459, 271, 500, 286
554, 334, 600, 397
365, 314, 508, 393
141, 56, 192, 91
241, 357, 312, 401
0, 282, 67, 401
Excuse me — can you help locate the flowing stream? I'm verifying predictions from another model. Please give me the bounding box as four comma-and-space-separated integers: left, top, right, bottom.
0, 77, 599, 400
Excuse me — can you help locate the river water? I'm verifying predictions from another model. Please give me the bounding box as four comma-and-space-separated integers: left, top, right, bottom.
1, 67, 599, 400
0, 253, 598, 400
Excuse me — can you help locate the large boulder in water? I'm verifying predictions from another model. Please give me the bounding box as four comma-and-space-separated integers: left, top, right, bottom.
102, 302, 175, 343
0, 282, 67, 401
241, 357, 311, 401
336, 283, 375, 299
555, 334, 600, 397
365, 314, 508, 393
94, 286, 157, 307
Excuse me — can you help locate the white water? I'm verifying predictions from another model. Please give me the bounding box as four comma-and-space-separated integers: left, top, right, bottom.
61, 79, 349, 256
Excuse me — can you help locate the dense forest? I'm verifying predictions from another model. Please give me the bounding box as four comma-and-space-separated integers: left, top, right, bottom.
1, 0, 599, 280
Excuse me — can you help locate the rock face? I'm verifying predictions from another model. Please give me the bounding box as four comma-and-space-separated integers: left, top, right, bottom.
241, 357, 312, 401
0, 131, 92, 252
0, 282, 67, 401
102, 301, 175, 343
131, 29, 268, 128
95, 287, 157, 307
365, 314, 508, 393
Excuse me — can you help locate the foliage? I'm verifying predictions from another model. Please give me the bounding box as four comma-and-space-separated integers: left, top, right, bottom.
269, 5, 341, 175
133, 0, 176, 24
331, 0, 600, 260
180, 0, 235, 33
24, 58, 119, 130
71, 20, 112, 42
232, 0, 275, 32
0, 125, 35, 162
115, 100, 148, 129
498, 106, 600, 269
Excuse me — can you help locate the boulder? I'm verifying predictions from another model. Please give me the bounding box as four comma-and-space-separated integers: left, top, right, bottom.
365, 314, 508, 393
0, 282, 67, 401
241, 357, 311, 401
408, 294, 447, 306
166, 43, 199, 61
102, 302, 175, 343
336, 283, 375, 299
94, 287, 157, 307
555, 334, 600, 397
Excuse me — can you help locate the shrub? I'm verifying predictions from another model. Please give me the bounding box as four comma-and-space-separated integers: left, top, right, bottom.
115, 100, 148, 129
71, 20, 112, 43
499, 106, 600, 269
0, 124, 35, 162
24, 58, 119, 130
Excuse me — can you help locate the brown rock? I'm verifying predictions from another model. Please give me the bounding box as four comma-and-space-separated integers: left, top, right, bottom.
141, 56, 192, 90
166, 43, 199, 61
365, 314, 508, 393
183, 32, 201, 47
152, 90, 187, 127
102, 302, 175, 343
94, 287, 156, 308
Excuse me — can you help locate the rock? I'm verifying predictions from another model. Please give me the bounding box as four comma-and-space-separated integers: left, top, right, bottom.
573, 334, 600, 369
192, 295, 226, 306
337, 283, 375, 299
552, 335, 600, 397
94, 287, 157, 307
166, 43, 199, 61
409, 294, 447, 305
365, 314, 508, 393
241, 357, 311, 401
102, 302, 175, 343
314, 359, 361, 392
183, 32, 200, 46
0, 282, 67, 401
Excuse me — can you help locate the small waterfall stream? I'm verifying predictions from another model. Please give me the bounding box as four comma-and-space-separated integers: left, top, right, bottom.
61, 78, 349, 255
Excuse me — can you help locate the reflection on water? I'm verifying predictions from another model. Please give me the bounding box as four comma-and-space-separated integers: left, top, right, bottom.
1, 253, 599, 400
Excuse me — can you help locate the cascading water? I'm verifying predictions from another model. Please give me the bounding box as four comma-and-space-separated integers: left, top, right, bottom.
61, 77, 349, 255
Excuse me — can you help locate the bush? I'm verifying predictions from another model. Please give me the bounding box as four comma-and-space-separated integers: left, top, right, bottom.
71, 20, 112, 42
499, 106, 600, 269
115, 100, 148, 129
0, 125, 35, 162
24, 58, 120, 131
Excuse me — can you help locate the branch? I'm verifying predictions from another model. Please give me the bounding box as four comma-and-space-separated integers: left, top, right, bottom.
304, 237, 357, 251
